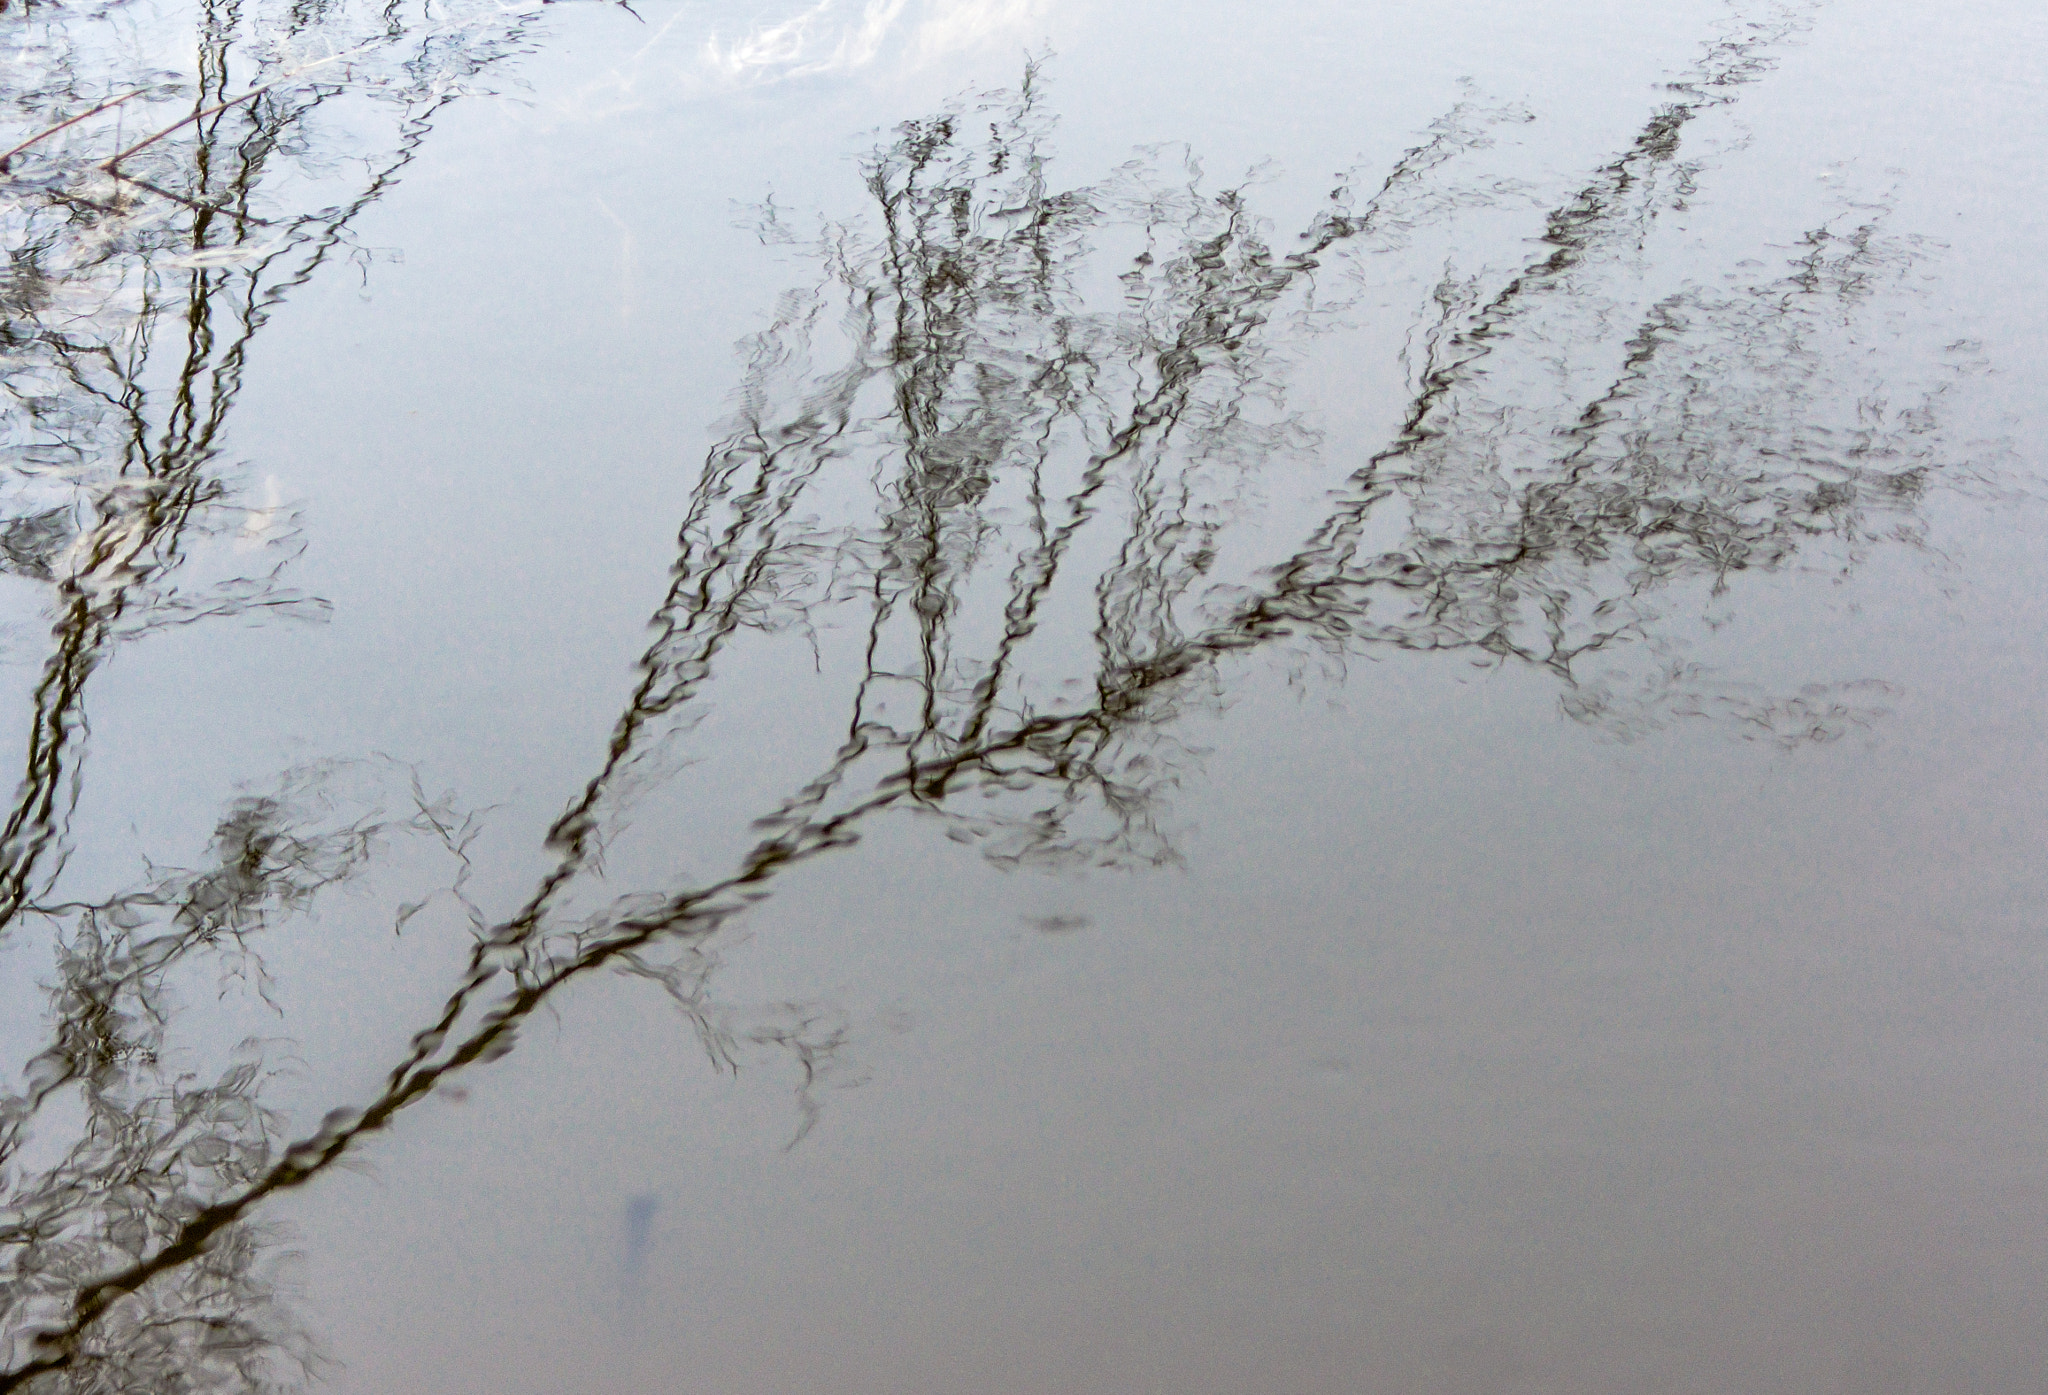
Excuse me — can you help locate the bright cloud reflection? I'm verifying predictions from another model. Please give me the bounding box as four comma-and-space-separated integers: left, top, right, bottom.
539, 0, 1052, 126
905, 0, 1050, 62
704, 0, 1049, 79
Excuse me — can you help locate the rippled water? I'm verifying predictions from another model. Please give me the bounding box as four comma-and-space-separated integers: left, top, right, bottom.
2, 1, 2045, 1390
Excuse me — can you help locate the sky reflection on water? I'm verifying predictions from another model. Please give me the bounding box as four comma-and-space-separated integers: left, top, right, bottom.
2, 0, 2046, 1390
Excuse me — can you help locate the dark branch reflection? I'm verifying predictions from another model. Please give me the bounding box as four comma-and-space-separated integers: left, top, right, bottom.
2, 0, 556, 1385
0, 3, 1990, 1387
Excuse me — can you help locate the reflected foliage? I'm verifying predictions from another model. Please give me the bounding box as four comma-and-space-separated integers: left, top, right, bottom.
2, 0, 550, 1386
0, 0, 552, 932
0, 2, 1992, 1388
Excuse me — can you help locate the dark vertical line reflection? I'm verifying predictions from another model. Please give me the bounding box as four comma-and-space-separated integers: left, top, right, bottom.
0, 2, 1997, 1387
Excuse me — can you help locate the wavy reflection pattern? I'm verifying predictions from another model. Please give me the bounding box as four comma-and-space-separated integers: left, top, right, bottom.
0, 2, 1987, 1388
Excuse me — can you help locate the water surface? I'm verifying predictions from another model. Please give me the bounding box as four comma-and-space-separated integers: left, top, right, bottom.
2, 1, 2046, 1390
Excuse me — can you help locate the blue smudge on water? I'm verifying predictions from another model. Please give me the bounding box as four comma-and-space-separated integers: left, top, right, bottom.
623, 1193, 658, 1275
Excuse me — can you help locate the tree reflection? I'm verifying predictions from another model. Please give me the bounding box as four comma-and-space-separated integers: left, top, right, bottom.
0, 0, 553, 931
0, 3, 1987, 1388
1, 0, 555, 1385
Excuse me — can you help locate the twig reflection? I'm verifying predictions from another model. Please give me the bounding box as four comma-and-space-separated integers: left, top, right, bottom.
0, 3, 1989, 1387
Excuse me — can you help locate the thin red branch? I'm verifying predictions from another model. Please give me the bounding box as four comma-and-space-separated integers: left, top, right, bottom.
1, 90, 148, 173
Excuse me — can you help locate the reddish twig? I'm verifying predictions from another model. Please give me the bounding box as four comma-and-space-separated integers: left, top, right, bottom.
99, 169, 280, 226
101, 46, 366, 174
102, 84, 285, 172
1, 90, 148, 173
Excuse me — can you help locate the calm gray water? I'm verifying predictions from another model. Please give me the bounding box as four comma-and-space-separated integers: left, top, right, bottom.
2, 1, 2046, 1390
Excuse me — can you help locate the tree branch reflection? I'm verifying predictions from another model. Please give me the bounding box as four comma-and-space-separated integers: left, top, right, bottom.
1, 0, 553, 933
2, 0, 562, 1385
0, 3, 1990, 1387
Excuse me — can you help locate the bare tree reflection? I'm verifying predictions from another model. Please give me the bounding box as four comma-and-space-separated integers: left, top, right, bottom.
0, 3, 1993, 1387
2, 0, 560, 1386
0, 762, 481, 1392
0, 0, 555, 930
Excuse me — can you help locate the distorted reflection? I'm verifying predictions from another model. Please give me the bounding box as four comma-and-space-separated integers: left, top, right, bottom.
703, 0, 1050, 82
0, 2, 1988, 1387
